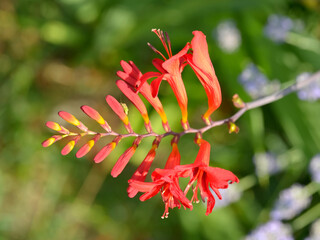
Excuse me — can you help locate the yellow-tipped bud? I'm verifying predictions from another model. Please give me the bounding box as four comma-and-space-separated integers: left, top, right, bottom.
228, 121, 240, 134
232, 94, 245, 108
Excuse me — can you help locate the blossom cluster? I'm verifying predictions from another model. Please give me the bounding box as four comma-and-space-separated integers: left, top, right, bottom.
42, 29, 239, 218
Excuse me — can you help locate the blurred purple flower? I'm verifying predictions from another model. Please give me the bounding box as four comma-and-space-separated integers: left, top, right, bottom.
212, 183, 242, 209
253, 152, 281, 177
214, 20, 241, 53
309, 154, 320, 183
305, 218, 320, 240
264, 15, 294, 43
271, 184, 311, 220
238, 63, 280, 98
296, 73, 320, 101
245, 220, 293, 240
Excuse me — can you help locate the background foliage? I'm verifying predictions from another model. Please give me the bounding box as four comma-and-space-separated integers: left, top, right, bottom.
1, 0, 320, 239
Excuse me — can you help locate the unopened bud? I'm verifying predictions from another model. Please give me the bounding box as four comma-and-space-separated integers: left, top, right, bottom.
194, 132, 202, 145
228, 121, 239, 134
232, 94, 245, 108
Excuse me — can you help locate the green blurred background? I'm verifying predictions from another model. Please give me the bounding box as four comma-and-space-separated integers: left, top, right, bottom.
1, 0, 320, 239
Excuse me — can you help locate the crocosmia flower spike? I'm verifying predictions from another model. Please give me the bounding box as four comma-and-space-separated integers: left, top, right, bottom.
42, 29, 246, 219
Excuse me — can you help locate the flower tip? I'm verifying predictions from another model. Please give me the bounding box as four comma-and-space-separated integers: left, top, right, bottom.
42, 138, 55, 147
58, 111, 80, 126
127, 186, 138, 198
46, 121, 61, 131
61, 142, 75, 156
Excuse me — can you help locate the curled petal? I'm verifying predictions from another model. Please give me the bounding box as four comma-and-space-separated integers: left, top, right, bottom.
138, 71, 162, 92
152, 58, 166, 73
150, 75, 164, 98
204, 167, 240, 189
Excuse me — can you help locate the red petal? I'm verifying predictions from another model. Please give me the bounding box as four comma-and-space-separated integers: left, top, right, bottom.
140, 184, 163, 201
190, 31, 215, 75
194, 139, 211, 166
162, 43, 189, 74
188, 31, 222, 118
138, 71, 162, 92
150, 75, 164, 98
152, 58, 166, 73
128, 61, 141, 76
205, 196, 216, 216
128, 180, 158, 193
120, 60, 133, 74
169, 181, 193, 209
164, 143, 181, 169
204, 167, 239, 189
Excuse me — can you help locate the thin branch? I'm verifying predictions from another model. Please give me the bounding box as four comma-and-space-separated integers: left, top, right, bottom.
200, 70, 320, 132
48, 71, 320, 143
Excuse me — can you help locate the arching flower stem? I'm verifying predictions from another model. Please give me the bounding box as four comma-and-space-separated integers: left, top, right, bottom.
44, 71, 320, 151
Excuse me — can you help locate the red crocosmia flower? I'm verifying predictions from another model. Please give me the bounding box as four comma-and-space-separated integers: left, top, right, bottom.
139, 29, 190, 129
129, 142, 192, 218
117, 60, 170, 132
186, 31, 222, 125
176, 139, 239, 215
